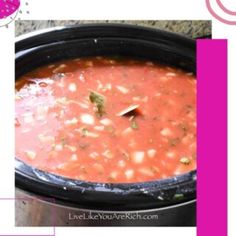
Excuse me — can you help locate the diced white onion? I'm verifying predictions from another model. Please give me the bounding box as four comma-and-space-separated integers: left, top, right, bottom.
55, 144, 63, 151
160, 128, 172, 137
97, 80, 103, 91
52, 64, 66, 73
121, 127, 133, 136
56, 97, 67, 105
38, 134, 55, 143
105, 83, 112, 90
77, 102, 89, 109
132, 151, 145, 164
132, 96, 148, 102
60, 99, 89, 109
174, 170, 181, 175
56, 163, 66, 170
132, 96, 141, 102
147, 149, 157, 158
89, 152, 99, 159
65, 117, 78, 125
25, 150, 36, 160
116, 85, 129, 94
102, 150, 114, 159
79, 74, 85, 82
68, 83, 77, 92
70, 154, 78, 161
86, 132, 99, 138
100, 118, 112, 126
109, 171, 118, 180
15, 95, 22, 100
65, 145, 77, 152
118, 160, 126, 168
166, 151, 175, 158
80, 114, 95, 125
94, 126, 105, 131
166, 72, 177, 77
138, 168, 154, 177
125, 169, 134, 179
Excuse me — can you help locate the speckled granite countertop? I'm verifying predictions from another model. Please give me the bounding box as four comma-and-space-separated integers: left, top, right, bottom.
15, 20, 211, 38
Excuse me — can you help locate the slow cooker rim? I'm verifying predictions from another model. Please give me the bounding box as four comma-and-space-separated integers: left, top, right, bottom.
15, 158, 196, 191
15, 23, 195, 52
16, 159, 196, 210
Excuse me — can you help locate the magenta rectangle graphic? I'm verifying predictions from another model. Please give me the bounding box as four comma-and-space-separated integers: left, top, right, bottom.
197, 39, 227, 236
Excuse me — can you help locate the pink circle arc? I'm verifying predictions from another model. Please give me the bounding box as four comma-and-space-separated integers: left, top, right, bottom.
206, 0, 236, 25
216, 0, 236, 15
0, 0, 20, 19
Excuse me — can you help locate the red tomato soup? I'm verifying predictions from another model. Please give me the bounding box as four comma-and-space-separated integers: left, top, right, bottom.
15, 57, 196, 183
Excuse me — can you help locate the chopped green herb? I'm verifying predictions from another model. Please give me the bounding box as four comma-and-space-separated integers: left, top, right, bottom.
131, 119, 138, 129
89, 91, 105, 117
81, 128, 88, 137
61, 137, 66, 147
173, 193, 184, 200
180, 157, 191, 165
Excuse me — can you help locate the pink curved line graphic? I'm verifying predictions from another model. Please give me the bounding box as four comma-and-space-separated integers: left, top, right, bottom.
216, 0, 236, 15
206, 0, 236, 25
0, 0, 20, 19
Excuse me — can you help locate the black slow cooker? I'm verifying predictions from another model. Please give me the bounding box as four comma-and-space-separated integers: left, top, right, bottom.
15, 24, 196, 226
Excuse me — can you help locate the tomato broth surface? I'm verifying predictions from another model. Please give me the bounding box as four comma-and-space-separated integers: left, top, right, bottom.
15, 57, 196, 183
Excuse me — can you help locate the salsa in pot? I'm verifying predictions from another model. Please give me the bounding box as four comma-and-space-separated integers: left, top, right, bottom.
15, 57, 196, 183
